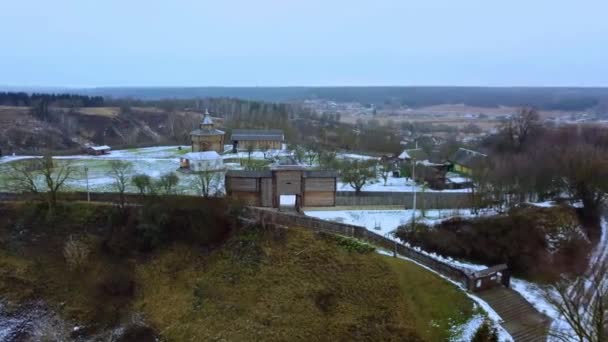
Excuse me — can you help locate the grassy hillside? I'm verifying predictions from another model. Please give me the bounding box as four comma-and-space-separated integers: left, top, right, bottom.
0, 202, 476, 341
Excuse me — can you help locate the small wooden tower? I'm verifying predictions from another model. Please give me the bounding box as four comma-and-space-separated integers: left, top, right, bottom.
190, 109, 225, 153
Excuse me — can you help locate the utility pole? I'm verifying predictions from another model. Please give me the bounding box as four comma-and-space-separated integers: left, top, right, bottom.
84, 166, 90, 202
411, 158, 416, 228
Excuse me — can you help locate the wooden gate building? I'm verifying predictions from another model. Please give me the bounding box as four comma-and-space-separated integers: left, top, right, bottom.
225, 167, 338, 208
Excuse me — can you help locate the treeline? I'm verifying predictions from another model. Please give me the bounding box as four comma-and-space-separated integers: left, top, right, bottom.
473, 108, 608, 227
80, 86, 608, 111
108, 96, 308, 142
0, 92, 104, 107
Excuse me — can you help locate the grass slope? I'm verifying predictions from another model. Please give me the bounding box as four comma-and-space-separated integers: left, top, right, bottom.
136, 227, 474, 341
0, 202, 475, 341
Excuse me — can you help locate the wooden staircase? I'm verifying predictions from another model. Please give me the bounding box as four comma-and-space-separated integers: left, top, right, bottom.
477, 287, 551, 342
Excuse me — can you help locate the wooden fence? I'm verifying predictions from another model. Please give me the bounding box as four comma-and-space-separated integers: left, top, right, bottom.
244, 207, 509, 292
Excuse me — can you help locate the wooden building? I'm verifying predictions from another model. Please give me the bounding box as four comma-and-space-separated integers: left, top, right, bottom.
449, 148, 487, 176
230, 129, 284, 152
85, 145, 111, 155
190, 109, 225, 153
179, 151, 224, 172
225, 166, 337, 208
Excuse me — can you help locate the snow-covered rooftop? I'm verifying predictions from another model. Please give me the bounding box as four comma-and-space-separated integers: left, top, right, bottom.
88, 145, 111, 151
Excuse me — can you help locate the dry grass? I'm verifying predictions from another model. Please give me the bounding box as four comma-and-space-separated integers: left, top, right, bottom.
135, 227, 474, 341
0, 202, 475, 340
76, 107, 120, 117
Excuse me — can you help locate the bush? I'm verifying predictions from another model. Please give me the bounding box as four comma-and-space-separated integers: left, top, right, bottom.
471, 321, 498, 342
395, 205, 589, 280
63, 235, 91, 271
322, 233, 375, 253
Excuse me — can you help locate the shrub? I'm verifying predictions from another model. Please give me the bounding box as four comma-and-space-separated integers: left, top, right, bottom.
334, 235, 376, 254
63, 235, 91, 271
471, 320, 498, 342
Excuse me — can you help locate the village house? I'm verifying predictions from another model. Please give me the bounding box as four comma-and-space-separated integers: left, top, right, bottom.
190, 109, 225, 153
398, 148, 429, 163
449, 147, 487, 176
179, 151, 224, 172
84, 145, 111, 155
230, 129, 284, 153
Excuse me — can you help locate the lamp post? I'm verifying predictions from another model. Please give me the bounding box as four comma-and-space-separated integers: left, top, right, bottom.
411, 158, 417, 227
84, 166, 90, 202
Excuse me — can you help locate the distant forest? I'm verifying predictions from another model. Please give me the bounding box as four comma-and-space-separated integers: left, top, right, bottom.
0, 92, 104, 107
75, 86, 608, 111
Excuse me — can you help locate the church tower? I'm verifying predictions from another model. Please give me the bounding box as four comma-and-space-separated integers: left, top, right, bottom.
190, 109, 225, 153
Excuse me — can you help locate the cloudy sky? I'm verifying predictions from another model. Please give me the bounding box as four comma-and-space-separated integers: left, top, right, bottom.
1, 0, 607, 87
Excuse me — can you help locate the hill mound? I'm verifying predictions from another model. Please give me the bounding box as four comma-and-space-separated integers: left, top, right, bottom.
0, 201, 475, 341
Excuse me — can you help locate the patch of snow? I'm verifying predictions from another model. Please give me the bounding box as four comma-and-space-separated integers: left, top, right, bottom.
305, 209, 495, 272
450, 314, 484, 342
337, 175, 472, 193
527, 201, 556, 208
336, 153, 379, 161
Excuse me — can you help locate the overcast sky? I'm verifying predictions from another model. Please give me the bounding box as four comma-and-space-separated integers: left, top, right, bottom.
1, 0, 607, 87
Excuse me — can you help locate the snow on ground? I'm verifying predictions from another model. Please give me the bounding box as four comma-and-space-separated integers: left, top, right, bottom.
336, 152, 379, 161
304, 208, 494, 272
450, 315, 484, 342
510, 218, 608, 341
337, 175, 473, 193
221, 149, 289, 161
0, 146, 228, 195
527, 201, 557, 208
376, 249, 513, 341
304, 209, 474, 238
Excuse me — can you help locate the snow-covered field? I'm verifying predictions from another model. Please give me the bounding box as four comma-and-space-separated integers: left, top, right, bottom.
0, 146, 231, 194
337, 174, 473, 193
304, 208, 475, 237
304, 208, 497, 272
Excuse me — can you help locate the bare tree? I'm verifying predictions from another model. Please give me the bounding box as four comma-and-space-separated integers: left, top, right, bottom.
500, 106, 541, 151
555, 143, 608, 221
544, 264, 608, 342
157, 172, 180, 195
7, 159, 41, 193
305, 144, 320, 166
194, 167, 220, 198
8, 155, 75, 213
338, 159, 377, 194
40, 155, 75, 212
132, 174, 153, 195
108, 160, 132, 208
379, 161, 392, 186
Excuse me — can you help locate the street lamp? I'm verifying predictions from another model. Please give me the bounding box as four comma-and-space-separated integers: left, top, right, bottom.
84, 166, 90, 202
411, 158, 417, 228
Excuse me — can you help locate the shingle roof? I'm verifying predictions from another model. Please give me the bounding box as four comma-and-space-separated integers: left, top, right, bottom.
225, 170, 272, 178
398, 148, 429, 161
449, 148, 487, 168
190, 128, 225, 136
230, 129, 284, 142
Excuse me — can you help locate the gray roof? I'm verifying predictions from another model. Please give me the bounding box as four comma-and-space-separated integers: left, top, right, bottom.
449, 148, 487, 168
226, 170, 272, 178
190, 128, 225, 136
303, 170, 338, 178
230, 129, 284, 142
